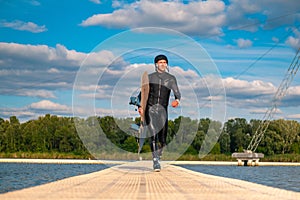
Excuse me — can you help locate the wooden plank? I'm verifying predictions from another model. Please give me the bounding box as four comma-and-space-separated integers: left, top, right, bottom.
1, 161, 299, 200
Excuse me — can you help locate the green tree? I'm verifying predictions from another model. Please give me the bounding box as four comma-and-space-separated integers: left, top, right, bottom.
191, 130, 205, 152
4, 116, 21, 152
0, 118, 9, 152
22, 120, 39, 152
1, 114, 300, 159
122, 136, 138, 153
210, 142, 221, 154
218, 132, 231, 154
224, 118, 249, 152
273, 119, 300, 154
198, 118, 210, 133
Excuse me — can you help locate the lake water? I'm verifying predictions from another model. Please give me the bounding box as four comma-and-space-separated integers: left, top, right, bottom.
0, 163, 299, 194
0, 162, 113, 194
178, 165, 300, 192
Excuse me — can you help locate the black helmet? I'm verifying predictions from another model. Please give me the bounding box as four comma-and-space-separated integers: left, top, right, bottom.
154, 54, 168, 64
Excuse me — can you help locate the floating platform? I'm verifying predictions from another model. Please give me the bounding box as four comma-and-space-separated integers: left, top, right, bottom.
232, 152, 264, 166
1, 160, 299, 200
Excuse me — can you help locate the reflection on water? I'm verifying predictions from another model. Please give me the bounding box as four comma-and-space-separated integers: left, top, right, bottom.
0, 163, 112, 194
178, 165, 300, 192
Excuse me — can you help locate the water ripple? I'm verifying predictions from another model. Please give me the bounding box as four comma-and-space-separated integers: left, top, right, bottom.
0, 162, 112, 194
178, 165, 300, 192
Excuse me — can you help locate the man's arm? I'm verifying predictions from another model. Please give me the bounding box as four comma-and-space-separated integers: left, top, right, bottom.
137, 92, 143, 114
171, 77, 181, 107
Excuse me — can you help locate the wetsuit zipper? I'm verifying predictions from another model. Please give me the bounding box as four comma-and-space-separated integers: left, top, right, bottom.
158, 78, 161, 104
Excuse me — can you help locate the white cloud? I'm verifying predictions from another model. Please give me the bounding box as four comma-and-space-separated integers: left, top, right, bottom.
0, 20, 47, 33
287, 114, 300, 119
286, 36, 300, 50
80, 0, 226, 37
0, 109, 36, 120
249, 108, 268, 114
235, 38, 253, 48
272, 37, 279, 43
285, 28, 300, 50
112, 0, 122, 8
281, 86, 300, 107
89, 62, 288, 118
19, 90, 56, 99
260, 0, 300, 30
80, 0, 300, 40
226, 0, 261, 31
221, 78, 300, 113
0, 41, 298, 121
0, 42, 121, 97
222, 77, 277, 109
29, 0, 41, 6
250, 108, 282, 115
286, 86, 300, 96
89, 0, 101, 4
0, 100, 72, 121
30, 100, 69, 111
47, 68, 60, 73
171, 66, 199, 78
0, 42, 115, 69
224, 77, 275, 96
226, 0, 300, 31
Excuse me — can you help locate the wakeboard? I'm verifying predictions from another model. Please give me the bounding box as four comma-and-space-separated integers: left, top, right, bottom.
128, 71, 149, 159
138, 71, 149, 158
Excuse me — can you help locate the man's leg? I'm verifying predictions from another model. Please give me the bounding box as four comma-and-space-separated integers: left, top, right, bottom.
150, 135, 161, 172
157, 108, 168, 159
147, 105, 166, 172
147, 112, 161, 171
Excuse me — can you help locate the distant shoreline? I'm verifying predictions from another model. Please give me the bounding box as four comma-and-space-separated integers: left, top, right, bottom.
1, 158, 300, 166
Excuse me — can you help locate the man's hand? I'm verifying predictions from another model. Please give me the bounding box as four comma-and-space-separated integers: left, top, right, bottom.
138, 107, 143, 116
171, 99, 179, 108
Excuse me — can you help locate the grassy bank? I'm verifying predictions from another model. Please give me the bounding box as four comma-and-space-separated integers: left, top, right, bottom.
0, 152, 91, 160
261, 154, 300, 162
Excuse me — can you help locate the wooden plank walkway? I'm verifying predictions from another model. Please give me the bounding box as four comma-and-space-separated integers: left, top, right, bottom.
1, 161, 299, 200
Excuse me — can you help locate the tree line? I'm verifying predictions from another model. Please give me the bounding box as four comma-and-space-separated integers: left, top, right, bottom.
0, 114, 299, 158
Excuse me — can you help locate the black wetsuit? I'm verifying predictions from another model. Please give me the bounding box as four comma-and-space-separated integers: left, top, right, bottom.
145, 71, 181, 158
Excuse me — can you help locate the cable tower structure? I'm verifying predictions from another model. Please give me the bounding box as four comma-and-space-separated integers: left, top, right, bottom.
247, 47, 300, 152
232, 47, 300, 166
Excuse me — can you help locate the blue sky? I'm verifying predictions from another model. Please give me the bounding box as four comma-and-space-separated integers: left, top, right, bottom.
0, 0, 300, 123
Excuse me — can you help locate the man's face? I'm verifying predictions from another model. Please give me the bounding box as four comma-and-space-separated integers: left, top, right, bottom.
156, 60, 167, 72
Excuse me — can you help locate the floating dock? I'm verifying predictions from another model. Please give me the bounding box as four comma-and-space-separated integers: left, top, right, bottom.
0, 160, 299, 200
232, 151, 264, 166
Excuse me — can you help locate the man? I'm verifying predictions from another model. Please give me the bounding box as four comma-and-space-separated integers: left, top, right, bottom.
138, 54, 181, 172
